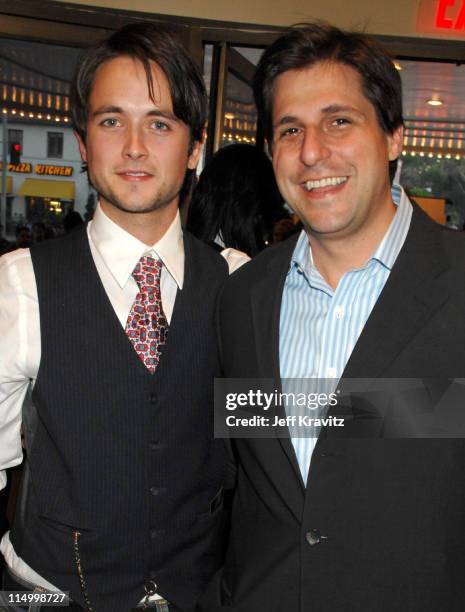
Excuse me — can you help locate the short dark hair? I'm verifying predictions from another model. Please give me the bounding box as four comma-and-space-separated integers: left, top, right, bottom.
254, 22, 403, 143
186, 144, 287, 257
71, 22, 207, 146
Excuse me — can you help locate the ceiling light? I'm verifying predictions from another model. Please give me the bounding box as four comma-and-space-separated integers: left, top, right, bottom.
427, 98, 443, 106
224, 113, 235, 120
394, 62, 402, 71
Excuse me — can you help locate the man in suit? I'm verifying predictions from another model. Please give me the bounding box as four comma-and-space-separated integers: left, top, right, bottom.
0, 23, 245, 612
202, 23, 465, 612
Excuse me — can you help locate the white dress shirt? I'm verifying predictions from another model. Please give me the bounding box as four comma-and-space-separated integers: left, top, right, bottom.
0, 203, 249, 592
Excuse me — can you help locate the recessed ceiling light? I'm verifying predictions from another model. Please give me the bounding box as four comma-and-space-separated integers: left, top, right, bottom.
427, 98, 443, 106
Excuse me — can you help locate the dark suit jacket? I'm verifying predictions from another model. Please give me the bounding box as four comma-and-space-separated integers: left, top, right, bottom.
200, 205, 465, 612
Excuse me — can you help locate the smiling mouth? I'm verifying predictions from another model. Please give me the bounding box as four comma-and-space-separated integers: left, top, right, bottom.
304, 176, 348, 191
117, 171, 154, 181
119, 171, 153, 176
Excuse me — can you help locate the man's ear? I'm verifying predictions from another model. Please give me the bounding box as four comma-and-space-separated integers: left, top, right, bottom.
187, 128, 205, 171
387, 125, 403, 161
74, 130, 88, 163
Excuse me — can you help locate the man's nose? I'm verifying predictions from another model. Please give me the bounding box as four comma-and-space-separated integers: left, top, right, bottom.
300, 127, 331, 167
122, 126, 148, 160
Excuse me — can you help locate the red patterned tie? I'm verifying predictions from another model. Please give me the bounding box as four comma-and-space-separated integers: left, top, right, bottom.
125, 255, 168, 374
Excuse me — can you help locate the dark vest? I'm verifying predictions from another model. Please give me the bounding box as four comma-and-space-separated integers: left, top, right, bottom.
11, 226, 229, 612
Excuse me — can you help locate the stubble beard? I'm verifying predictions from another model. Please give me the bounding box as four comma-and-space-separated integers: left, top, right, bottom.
89, 173, 180, 216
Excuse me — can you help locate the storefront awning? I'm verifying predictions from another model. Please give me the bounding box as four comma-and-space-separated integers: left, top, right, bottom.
0, 176, 13, 194
18, 178, 75, 199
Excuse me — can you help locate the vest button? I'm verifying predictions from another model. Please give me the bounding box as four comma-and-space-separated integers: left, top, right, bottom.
149, 441, 161, 451
150, 528, 165, 539
150, 393, 158, 405
149, 486, 166, 496
305, 529, 322, 546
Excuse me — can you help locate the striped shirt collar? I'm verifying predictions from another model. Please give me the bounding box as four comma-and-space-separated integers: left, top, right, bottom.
291, 184, 412, 280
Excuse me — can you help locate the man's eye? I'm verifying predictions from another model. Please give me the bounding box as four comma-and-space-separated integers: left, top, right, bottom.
279, 127, 300, 138
332, 118, 350, 127
153, 121, 169, 131
101, 118, 120, 127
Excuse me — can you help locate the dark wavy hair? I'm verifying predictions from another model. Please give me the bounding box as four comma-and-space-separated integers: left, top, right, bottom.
71, 22, 207, 147
186, 144, 287, 257
254, 22, 403, 144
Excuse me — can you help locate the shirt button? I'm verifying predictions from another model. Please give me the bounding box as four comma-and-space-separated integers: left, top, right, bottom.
305, 529, 322, 546
150, 528, 165, 539
334, 305, 345, 319
150, 486, 161, 496
326, 367, 337, 378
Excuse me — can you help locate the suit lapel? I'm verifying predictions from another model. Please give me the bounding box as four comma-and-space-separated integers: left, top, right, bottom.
250, 235, 306, 505
342, 205, 450, 381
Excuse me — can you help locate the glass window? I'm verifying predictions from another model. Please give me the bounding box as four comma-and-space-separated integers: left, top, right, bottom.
47, 132, 63, 158
8, 129, 23, 147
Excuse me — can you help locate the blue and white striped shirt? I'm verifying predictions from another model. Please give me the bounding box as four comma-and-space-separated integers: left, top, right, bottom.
279, 185, 412, 483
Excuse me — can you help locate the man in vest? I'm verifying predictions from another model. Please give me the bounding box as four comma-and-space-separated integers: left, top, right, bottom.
0, 23, 244, 612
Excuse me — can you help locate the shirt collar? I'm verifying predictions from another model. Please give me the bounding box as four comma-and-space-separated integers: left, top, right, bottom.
290, 183, 413, 278
88, 203, 184, 289
370, 184, 412, 270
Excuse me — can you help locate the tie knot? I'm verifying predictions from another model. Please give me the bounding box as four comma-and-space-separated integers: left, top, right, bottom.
132, 255, 162, 290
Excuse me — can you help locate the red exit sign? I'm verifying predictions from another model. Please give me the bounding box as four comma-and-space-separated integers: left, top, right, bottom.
417, 0, 465, 36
